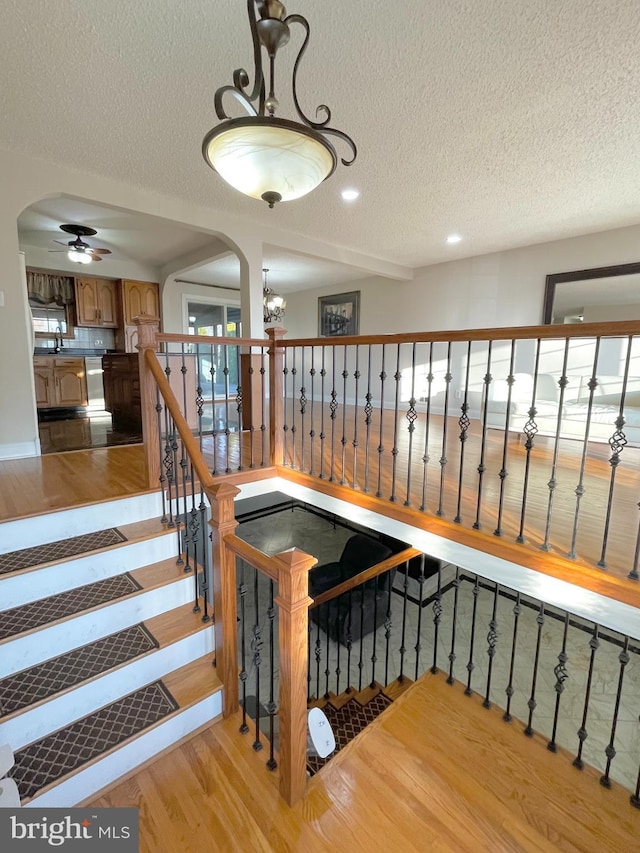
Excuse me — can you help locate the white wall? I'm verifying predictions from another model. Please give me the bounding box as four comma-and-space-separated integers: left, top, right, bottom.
162, 279, 240, 333
23, 246, 159, 283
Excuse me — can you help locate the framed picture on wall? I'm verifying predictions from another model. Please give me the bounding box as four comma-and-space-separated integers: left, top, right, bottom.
318, 291, 360, 337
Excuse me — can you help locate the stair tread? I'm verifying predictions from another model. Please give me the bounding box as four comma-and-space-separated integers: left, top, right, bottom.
11, 654, 220, 803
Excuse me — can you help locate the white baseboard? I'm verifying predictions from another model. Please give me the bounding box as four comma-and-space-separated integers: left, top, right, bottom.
0, 439, 40, 461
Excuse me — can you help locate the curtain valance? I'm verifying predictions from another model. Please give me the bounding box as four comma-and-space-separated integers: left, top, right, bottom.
27, 271, 75, 306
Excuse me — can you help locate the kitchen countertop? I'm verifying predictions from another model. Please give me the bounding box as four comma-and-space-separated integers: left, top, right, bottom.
33, 348, 118, 357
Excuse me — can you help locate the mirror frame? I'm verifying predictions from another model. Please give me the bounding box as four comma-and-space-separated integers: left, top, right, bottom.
543, 261, 640, 324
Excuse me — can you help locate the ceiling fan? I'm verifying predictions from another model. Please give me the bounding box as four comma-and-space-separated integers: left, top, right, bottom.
49, 224, 112, 264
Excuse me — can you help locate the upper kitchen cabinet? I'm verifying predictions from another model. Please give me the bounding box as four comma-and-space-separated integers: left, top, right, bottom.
121, 280, 160, 324
75, 277, 118, 328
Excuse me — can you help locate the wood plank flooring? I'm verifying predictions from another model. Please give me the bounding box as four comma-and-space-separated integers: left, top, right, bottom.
90, 671, 640, 852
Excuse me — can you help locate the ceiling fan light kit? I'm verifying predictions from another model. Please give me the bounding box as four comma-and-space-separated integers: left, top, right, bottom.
202, 0, 356, 208
49, 224, 112, 264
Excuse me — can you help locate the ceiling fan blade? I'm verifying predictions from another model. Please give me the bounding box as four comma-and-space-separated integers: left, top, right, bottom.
90, 248, 111, 255
90, 255, 103, 262
48, 249, 69, 253
54, 239, 71, 247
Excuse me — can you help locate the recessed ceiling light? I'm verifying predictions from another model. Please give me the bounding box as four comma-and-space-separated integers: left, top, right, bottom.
341, 189, 360, 201
446, 234, 462, 244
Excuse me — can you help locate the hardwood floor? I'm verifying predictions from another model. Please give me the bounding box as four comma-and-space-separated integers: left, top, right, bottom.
0, 445, 148, 521
90, 670, 640, 852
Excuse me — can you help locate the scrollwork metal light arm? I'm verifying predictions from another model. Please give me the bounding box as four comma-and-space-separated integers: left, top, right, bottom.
202, 0, 357, 208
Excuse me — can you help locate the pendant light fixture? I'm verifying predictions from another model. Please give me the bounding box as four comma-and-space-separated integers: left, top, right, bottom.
202, 1, 357, 208
262, 268, 286, 323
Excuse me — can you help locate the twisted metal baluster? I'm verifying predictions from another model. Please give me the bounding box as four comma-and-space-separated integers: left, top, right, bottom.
307, 621, 313, 703
314, 611, 322, 699
376, 345, 387, 498
299, 348, 308, 473
473, 341, 493, 530
309, 347, 316, 476
494, 341, 516, 537
399, 559, 409, 681
574, 623, 599, 770
282, 350, 289, 467
223, 345, 231, 474
465, 576, 480, 695
209, 344, 218, 476
346, 590, 353, 692
390, 343, 402, 503
155, 387, 168, 523
235, 368, 243, 472
569, 338, 601, 558
251, 568, 263, 752
524, 601, 545, 737
363, 345, 373, 493
266, 579, 277, 770
319, 348, 327, 478
324, 602, 331, 699
447, 567, 460, 685
340, 345, 349, 485
503, 592, 521, 721
437, 342, 453, 517
541, 339, 571, 552
329, 346, 338, 482
431, 563, 442, 674
358, 585, 366, 691
385, 571, 394, 686
352, 345, 361, 489
335, 595, 342, 695
404, 342, 419, 507
517, 339, 541, 543
198, 491, 210, 623
370, 577, 379, 687
420, 343, 434, 512
238, 561, 249, 734
454, 342, 472, 523
598, 336, 634, 568
483, 583, 499, 708
547, 610, 570, 752
188, 460, 200, 612
247, 353, 255, 469
600, 637, 630, 787
414, 555, 426, 682
162, 405, 176, 528
290, 347, 297, 470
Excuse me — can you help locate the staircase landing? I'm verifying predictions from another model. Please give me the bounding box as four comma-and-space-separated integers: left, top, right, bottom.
91, 670, 640, 852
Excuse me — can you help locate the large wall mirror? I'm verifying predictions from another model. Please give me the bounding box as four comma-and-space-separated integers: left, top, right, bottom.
543, 261, 640, 324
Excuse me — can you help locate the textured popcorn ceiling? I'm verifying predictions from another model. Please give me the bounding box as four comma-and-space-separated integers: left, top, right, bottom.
3, 0, 640, 270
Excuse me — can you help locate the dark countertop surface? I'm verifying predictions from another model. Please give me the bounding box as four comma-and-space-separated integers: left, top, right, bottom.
33, 348, 118, 357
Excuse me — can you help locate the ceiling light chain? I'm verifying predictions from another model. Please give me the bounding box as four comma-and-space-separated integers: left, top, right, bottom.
202, 0, 356, 208
263, 268, 286, 323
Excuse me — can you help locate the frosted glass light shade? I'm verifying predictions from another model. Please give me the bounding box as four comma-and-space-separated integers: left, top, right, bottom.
68, 250, 91, 264
203, 119, 336, 204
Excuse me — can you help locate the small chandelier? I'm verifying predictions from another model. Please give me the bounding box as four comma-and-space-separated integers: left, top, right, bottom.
263, 268, 286, 323
202, 0, 357, 208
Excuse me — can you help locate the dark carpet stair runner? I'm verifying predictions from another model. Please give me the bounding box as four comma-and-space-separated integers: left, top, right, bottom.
307, 684, 393, 775
8, 681, 179, 802
0, 528, 128, 575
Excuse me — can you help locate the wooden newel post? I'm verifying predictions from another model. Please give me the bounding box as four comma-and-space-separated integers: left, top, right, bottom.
266, 327, 286, 466
134, 314, 162, 489
208, 482, 241, 718
274, 547, 317, 807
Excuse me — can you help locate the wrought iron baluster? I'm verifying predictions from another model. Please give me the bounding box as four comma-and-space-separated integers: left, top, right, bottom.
266, 579, 277, 769
454, 342, 472, 523
307, 621, 313, 703
503, 592, 521, 721
437, 342, 453, 517
314, 609, 322, 699
541, 339, 571, 552
633, 766, 640, 809
473, 341, 493, 530
569, 339, 601, 558
300, 348, 308, 473
370, 576, 379, 687
404, 343, 419, 507
414, 555, 426, 682
291, 347, 297, 470
447, 568, 460, 684
483, 583, 499, 709
198, 491, 210, 623
494, 341, 516, 537
517, 339, 541, 543
547, 610, 569, 752
346, 591, 353, 693
363, 345, 373, 493
335, 595, 342, 695
524, 600, 545, 737
420, 343, 434, 512
195, 345, 205, 454
188, 461, 200, 612
630, 504, 640, 581
324, 602, 331, 699
358, 585, 366, 691
260, 349, 267, 467
223, 344, 231, 474
209, 344, 218, 476
238, 560, 249, 734
251, 568, 263, 752
573, 623, 599, 770
162, 407, 176, 528
319, 348, 326, 479
431, 563, 442, 674
598, 336, 634, 568
282, 350, 289, 467
376, 345, 387, 498
465, 576, 480, 695
309, 347, 316, 476
600, 636, 630, 787
247, 352, 255, 469
399, 559, 409, 681
328, 346, 338, 481
386, 570, 394, 686
339, 345, 349, 485
352, 345, 360, 489
235, 351, 243, 472
155, 387, 168, 523
390, 343, 401, 503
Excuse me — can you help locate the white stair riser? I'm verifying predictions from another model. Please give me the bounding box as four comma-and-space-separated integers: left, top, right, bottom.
0, 577, 194, 678
0, 493, 166, 554
0, 629, 214, 749
1, 536, 178, 610
25, 692, 223, 808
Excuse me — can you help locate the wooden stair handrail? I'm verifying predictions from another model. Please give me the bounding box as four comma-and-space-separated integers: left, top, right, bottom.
310, 547, 421, 609
281, 319, 640, 348
223, 533, 280, 583
144, 349, 214, 490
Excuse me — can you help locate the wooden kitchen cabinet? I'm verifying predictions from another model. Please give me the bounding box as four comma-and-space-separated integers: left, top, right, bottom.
33, 357, 88, 408
117, 280, 160, 353
75, 277, 118, 328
